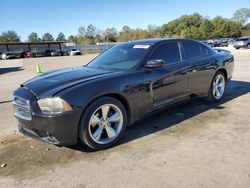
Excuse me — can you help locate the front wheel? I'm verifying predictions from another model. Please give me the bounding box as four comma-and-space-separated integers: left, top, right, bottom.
208, 71, 226, 102
79, 97, 127, 150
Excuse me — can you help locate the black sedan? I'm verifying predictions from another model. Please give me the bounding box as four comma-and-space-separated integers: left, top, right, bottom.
13, 39, 234, 150
43, 50, 61, 57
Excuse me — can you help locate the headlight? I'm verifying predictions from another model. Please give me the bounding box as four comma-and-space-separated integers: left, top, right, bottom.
37, 97, 73, 114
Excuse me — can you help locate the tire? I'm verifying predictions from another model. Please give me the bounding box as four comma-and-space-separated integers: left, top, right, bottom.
78, 97, 127, 150
235, 47, 239, 50
247, 44, 250, 49
207, 71, 226, 102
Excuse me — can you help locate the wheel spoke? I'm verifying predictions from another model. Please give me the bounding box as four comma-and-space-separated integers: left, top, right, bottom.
213, 88, 216, 96
218, 82, 224, 88
93, 126, 104, 141
90, 115, 101, 126
108, 112, 121, 122
102, 105, 110, 118
219, 86, 224, 94
105, 126, 116, 138
216, 88, 220, 97
216, 77, 220, 84
213, 81, 216, 96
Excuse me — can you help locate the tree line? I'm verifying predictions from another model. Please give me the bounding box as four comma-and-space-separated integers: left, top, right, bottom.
0, 8, 249, 44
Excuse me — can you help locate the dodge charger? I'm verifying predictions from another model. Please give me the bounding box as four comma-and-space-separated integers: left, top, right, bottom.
13, 39, 234, 150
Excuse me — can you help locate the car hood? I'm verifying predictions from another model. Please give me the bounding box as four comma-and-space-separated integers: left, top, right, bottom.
22, 66, 114, 98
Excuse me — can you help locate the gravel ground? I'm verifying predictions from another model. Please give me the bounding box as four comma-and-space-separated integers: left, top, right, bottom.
0, 48, 249, 188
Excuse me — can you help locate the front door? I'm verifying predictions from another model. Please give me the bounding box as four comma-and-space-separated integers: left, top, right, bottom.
143, 42, 189, 108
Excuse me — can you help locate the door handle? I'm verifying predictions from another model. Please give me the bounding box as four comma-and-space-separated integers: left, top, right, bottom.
192, 69, 197, 73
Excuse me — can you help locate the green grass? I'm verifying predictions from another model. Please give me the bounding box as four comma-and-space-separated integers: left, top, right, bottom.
242, 29, 250, 37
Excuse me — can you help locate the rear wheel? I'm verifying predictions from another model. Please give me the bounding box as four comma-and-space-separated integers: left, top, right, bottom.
208, 71, 226, 102
247, 44, 250, 49
79, 97, 127, 150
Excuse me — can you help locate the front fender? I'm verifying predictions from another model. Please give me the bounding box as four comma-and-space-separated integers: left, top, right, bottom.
55, 71, 147, 126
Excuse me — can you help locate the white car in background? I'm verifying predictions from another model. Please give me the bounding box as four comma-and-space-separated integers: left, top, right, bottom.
1, 52, 16, 60
67, 49, 81, 56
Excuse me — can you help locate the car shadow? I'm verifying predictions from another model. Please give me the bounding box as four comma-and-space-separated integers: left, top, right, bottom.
0, 67, 24, 75
70, 80, 250, 152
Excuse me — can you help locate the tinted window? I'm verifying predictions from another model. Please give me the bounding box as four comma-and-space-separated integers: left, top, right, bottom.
201, 44, 215, 56
150, 43, 180, 64
183, 42, 203, 60
201, 46, 208, 56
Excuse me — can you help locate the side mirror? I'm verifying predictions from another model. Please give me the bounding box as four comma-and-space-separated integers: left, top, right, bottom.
144, 59, 165, 68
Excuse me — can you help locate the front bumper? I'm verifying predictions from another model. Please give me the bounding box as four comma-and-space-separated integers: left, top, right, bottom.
18, 124, 60, 144
13, 87, 80, 146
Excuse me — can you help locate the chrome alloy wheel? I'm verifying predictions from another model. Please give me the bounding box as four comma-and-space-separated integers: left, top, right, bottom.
212, 74, 225, 99
88, 104, 123, 144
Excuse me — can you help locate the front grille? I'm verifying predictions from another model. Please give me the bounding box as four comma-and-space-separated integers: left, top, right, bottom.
13, 96, 32, 120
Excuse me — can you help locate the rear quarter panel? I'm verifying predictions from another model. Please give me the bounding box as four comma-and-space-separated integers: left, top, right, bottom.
214, 52, 234, 81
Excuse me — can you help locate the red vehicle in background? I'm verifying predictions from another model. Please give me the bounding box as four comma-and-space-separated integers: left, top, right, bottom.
19, 51, 33, 58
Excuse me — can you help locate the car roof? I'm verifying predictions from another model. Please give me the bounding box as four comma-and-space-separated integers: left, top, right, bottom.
126, 38, 199, 45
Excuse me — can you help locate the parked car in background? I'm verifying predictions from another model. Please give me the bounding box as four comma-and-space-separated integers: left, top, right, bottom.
67, 49, 81, 56
213, 39, 221, 47
13, 38, 234, 150
228, 38, 236, 45
206, 39, 214, 47
60, 50, 67, 56
219, 38, 229, 47
33, 51, 44, 57
43, 50, 61, 57
20, 51, 33, 58
1, 52, 16, 60
51, 50, 61, 56
205, 39, 221, 47
233, 37, 250, 49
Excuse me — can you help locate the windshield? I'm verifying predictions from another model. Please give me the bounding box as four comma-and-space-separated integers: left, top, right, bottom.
87, 43, 151, 70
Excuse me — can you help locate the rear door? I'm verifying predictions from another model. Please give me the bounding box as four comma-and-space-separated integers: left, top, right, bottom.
144, 42, 189, 108
181, 42, 215, 96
